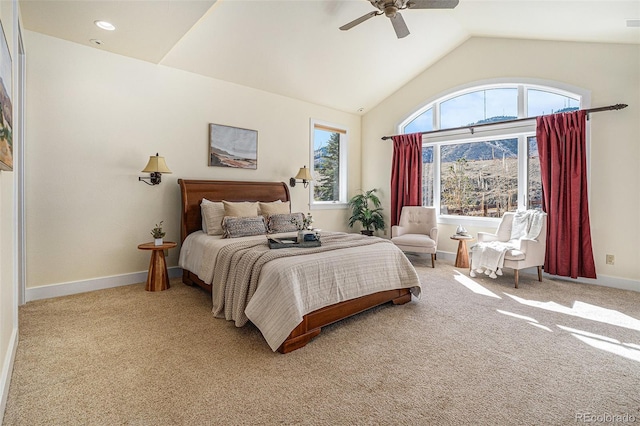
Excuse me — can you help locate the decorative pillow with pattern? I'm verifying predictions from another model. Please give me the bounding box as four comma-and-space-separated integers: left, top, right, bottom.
222, 216, 267, 238
201, 199, 225, 236
222, 200, 259, 218
268, 212, 304, 233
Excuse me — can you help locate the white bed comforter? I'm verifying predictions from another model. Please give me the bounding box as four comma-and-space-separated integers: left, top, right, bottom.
179, 231, 421, 351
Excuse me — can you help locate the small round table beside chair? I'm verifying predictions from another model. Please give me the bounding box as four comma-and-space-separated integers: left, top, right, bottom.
450, 234, 474, 268
137, 241, 177, 291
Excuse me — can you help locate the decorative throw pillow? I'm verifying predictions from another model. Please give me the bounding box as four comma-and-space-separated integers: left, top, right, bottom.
222, 200, 259, 218
268, 212, 304, 233
510, 211, 530, 240
222, 216, 267, 238
259, 201, 290, 218
201, 199, 225, 236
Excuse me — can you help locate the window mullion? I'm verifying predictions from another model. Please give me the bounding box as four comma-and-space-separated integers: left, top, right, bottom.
517, 135, 527, 210
433, 144, 441, 214
518, 85, 526, 118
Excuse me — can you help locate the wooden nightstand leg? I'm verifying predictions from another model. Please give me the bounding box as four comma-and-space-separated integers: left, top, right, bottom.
455, 240, 470, 268
146, 250, 170, 292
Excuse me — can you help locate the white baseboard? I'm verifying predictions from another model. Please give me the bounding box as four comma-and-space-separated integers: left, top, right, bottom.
0, 327, 18, 425
436, 250, 639, 293
549, 273, 640, 293
25, 267, 183, 302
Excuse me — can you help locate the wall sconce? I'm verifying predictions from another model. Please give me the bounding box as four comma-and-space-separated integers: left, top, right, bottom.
289, 165, 312, 188
139, 153, 172, 186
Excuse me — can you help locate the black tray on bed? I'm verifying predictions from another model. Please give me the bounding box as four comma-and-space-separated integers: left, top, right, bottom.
267, 236, 321, 249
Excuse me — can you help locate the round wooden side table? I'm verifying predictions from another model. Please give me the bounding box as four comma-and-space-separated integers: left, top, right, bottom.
450, 235, 474, 268
137, 242, 177, 291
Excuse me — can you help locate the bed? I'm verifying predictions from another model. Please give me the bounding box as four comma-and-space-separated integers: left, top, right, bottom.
177, 179, 421, 353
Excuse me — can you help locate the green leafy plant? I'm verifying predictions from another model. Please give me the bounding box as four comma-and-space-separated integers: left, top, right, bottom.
151, 221, 166, 239
347, 189, 385, 235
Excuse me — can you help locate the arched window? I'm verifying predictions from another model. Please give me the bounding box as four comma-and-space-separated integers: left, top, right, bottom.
399, 83, 583, 225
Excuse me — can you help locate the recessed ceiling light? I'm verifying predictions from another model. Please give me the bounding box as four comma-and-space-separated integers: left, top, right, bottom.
94, 20, 115, 31
627, 19, 640, 28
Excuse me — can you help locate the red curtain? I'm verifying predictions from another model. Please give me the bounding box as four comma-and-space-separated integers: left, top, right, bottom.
390, 133, 422, 226
536, 110, 596, 279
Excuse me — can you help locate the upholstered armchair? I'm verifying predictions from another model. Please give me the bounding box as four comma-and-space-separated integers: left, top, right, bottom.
391, 207, 438, 268
470, 211, 547, 288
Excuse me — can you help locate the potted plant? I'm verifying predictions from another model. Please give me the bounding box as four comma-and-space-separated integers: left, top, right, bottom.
151, 221, 166, 246
347, 189, 385, 236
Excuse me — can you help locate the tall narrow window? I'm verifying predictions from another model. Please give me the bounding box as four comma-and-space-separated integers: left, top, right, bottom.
310, 120, 347, 208
422, 146, 434, 206
527, 136, 541, 210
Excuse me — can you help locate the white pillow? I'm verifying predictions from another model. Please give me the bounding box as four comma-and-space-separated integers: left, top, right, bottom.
510, 211, 530, 240
201, 199, 225, 236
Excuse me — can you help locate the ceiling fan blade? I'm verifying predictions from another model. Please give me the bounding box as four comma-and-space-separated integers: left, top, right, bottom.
390, 12, 410, 39
339, 11, 380, 31
408, 0, 459, 9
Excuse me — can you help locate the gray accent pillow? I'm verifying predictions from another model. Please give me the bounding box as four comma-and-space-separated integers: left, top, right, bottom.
223, 216, 267, 238
268, 213, 304, 233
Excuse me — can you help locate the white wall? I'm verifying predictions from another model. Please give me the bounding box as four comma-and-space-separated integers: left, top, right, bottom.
0, 0, 19, 420
24, 30, 361, 292
363, 37, 640, 287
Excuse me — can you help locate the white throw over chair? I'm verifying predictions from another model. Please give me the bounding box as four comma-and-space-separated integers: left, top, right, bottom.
391, 206, 438, 268
469, 211, 547, 288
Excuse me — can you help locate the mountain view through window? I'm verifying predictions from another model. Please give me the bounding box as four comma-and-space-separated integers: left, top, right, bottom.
403, 85, 580, 218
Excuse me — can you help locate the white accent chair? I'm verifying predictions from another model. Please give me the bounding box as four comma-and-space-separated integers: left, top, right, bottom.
391, 207, 438, 268
471, 211, 547, 288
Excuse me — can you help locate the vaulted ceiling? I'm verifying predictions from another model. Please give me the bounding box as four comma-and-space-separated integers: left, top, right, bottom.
19, 0, 640, 114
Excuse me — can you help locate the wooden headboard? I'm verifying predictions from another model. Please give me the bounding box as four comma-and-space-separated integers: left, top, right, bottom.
178, 179, 291, 242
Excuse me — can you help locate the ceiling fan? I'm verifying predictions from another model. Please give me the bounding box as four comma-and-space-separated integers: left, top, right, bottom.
340, 0, 459, 39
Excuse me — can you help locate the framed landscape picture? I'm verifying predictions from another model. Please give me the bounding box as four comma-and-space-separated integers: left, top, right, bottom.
0, 19, 12, 171
208, 123, 257, 169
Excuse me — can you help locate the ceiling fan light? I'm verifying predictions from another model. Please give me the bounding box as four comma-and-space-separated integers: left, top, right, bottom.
383, 5, 398, 17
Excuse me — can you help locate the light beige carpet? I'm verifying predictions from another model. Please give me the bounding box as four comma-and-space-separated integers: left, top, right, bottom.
4, 256, 640, 425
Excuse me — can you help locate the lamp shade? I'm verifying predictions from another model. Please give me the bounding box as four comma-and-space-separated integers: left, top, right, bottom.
294, 166, 312, 181
141, 154, 172, 174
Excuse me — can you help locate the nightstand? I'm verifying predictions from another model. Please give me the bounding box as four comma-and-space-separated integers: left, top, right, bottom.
450, 235, 474, 268
137, 242, 177, 291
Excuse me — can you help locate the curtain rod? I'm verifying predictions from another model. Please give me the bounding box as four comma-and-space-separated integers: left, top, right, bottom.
380, 103, 628, 140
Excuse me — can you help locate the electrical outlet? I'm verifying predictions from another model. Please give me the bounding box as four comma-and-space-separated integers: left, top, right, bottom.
383, 229, 387, 236
606, 254, 615, 265
164, 249, 169, 257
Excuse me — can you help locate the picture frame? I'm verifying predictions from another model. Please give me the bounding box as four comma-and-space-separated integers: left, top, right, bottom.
0, 18, 12, 172
208, 123, 257, 169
